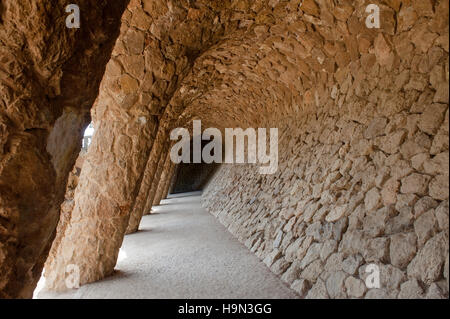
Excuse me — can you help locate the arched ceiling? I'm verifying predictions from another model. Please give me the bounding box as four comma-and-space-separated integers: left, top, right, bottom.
160, 0, 406, 132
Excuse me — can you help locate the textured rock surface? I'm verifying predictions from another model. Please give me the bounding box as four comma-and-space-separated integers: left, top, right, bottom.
126, 151, 171, 234
1, 0, 448, 299
153, 155, 176, 207
46, 151, 86, 283
201, 0, 449, 299
0, 0, 128, 298
43, 0, 239, 290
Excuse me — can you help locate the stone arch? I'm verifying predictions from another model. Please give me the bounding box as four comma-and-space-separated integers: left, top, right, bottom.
42, 0, 246, 290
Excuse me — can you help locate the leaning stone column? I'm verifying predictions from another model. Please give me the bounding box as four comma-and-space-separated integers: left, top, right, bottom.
144, 148, 171, 213
161, 162, 177, 201
126, 124, 170, 231
125, 151, 158, 233
153, 154, 175, 206
0, 0, 127, 298
126, 149, 169, 233
127, 151, 165, 232
147, 151, 170, 209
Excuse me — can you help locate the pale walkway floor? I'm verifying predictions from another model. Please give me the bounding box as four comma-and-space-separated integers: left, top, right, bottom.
37, 192, 298, 299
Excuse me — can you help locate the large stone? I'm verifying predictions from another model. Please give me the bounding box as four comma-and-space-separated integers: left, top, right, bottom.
398, 279, 424, 299
425, 283, 446, 299
398, 6, 418, 32
414, 210, 438, 247
345, 276, 367, 298
263, 249, 282, 268
381, 178, 400, 206
305, 279, 329, 299
301, 259, 324, 283
342, 254, 363, 275
326, 205, 347, 222
320, 240, 338, 261
365, 188, 382, 212
407, 232, 448, 285
299, 243, 323, 270
363, 207, 393, 237
376, 130, 406, 154
414, 197, 438, 218
363, 237, 390, 263
423, 152, 449, 176
270, 258, 291, 276
374, 33, 394, 66
400, 173, 431, 195
428, 175, 450, 200
435, 201, 449, 231
390, 232, 417, 269
285, 238, 304, 262
417, 103, 448, 135
380, 264, 406, 291
281, 260, 302, 285
326, 271, 347, 299
364, 118, 387, 139
291, 279, 311, 298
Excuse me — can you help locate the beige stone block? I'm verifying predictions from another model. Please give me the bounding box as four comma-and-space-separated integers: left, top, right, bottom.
390, 232, 417, 269
400, 173, 431, 195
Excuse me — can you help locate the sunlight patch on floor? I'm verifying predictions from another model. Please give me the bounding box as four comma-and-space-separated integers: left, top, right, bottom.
33, 273, 46, 299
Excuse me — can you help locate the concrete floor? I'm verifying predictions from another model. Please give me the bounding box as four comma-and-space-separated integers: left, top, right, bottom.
37, 192, 298, 299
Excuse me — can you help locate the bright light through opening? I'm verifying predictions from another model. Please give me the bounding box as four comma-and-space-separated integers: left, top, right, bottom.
82, 123, 95, 150
84, 123, 94, 137
118, 248, 128, 262
33, 272, 46, 299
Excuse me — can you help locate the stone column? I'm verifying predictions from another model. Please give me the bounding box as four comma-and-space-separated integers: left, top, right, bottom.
125, 150, 158, 232
126, 123, 171, 231
0, 0, 128, 298
146, 150, 169, 210
126, 150, 168, 233
143, 140, 172, 215
153, 153, 175, 206
161, 163, 177, 201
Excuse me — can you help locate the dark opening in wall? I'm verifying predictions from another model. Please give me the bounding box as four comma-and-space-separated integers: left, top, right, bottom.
171, 139, 219, 194
171, 162, 218, 194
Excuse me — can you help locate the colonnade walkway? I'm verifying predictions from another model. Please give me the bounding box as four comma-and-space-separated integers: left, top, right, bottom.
37, 192, 297, 299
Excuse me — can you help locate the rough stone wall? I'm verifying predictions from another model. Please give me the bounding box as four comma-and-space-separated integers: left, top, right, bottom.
200, 0, 449, 299
204, 109, 448, 298
0, 0, 128, 298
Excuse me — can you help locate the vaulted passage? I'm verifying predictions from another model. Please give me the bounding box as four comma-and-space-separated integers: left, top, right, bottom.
0, 0, 449, 299
37, 192, 297, 299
